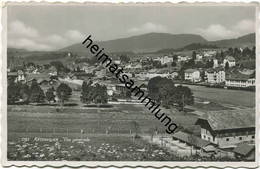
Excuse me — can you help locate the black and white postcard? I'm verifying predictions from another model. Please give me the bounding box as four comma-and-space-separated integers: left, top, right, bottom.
1, 2, 259, 168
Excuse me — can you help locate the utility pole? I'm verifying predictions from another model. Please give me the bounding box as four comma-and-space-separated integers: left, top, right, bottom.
182, 94, 184, 112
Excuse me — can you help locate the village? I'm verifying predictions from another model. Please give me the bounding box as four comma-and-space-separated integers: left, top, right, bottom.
7, 45, 256, 161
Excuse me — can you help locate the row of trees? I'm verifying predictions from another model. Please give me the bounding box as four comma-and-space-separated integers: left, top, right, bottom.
7, 80, 72, 106
8, 79, 109, 106
222, 47, 255, 60
147, 77, 194, 110
8, 76, 193, 109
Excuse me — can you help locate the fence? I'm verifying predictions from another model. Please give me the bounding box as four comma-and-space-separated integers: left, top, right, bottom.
7, 127, 146, 141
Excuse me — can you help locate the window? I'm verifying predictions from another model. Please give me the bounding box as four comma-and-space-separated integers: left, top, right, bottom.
252, 135, 255, 139
226, 138, 229, 141
208, 137, 210, 141
204, 135, 206, 139
239, 137, 242, 140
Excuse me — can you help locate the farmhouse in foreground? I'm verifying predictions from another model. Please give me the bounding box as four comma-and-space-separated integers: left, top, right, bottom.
195, 108, 255, 149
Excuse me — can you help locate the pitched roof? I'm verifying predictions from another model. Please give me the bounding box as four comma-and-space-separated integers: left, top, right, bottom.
7, 72, 18, 76
225, 56, 235, 61
27, 73, 50, 81
233, 143, 255, 156
206, 67, 224, 73
184, 69, 199, 73
172, 131, 214, 148
37, 78, 50, 84
197, 108, 255, 131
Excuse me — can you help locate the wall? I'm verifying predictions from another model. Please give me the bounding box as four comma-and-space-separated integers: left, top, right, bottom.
206, 71, 225, 84
185, 71, 200, 82
201, 128, 255, 148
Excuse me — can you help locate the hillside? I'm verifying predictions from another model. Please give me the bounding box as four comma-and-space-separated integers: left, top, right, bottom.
8, 32, 255, 62
208, 33, 255, 48
7, 48, 72, 64
155, 43, 219, 54
60, 33, 207, 54
154, 33, 255, 54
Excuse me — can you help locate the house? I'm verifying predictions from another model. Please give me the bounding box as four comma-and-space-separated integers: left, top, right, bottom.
196, 54, 203, 61
125, 64, 133, 69
177, 55, 190, 62
225, 71, 255, 88
136, 69, 173, 80
83, 66, 95, 74
114, 83, 132, 98
155, 56, 173, 65
223, 56, 236, 67
39, 79, 60, 91
69, 72, 93, 80
203, 50, 217, 57
44, 66, 58, 76
106, 84, 116, 97
115, 84, 127, 94
205, 68, 225, 84
95, 69, 107, 78
170, 72, 179, 79
213, 59, 219, 68
26, 73, 60, 89
114, 60, 121, 65
26, 65, 36, 73
233, 143, 255, 161
130, 63, 142, 69
7, 72, 18, 83
225, 78, 255, 88
17, 70, 26, 82
195, 108, 255, 149
26, 73, 50, 83
160, 55, 173, 65
184, 69, 200, 82
141, 58, 152, 66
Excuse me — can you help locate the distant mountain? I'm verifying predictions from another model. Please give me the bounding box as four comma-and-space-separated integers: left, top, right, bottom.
60, 32, 207, 54
7, 48, 71, 64
7, 48, 29, 57
8, 32, 255, 62
208, 33, 255, 48
154, 33, 255, 54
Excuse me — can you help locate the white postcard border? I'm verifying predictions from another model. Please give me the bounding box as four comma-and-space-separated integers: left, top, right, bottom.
1, 2, 259, 168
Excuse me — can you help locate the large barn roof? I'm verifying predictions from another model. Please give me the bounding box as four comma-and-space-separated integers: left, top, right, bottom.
197, 108, 255, 131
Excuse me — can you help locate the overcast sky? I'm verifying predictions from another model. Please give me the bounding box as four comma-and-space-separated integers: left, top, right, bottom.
8, 5, 255, 51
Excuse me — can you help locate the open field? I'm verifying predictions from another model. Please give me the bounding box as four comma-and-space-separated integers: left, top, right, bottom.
7, 104, 198, 161
8, 84, 255, 139
8, 81, 255, 138
7, 85, 255, 161
8, 104, 197, 136
184, 85, 255, 108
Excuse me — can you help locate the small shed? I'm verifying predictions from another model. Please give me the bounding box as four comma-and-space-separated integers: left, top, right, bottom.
233, 143, 255, 161
172, 131, 217, 153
